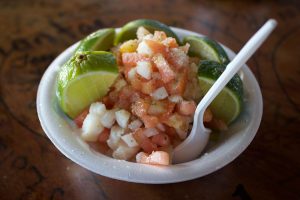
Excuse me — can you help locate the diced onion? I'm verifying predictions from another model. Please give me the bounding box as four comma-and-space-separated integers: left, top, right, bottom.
112, 144, 140, 160
150, 87, 168, 100
168, 95, 183, 103
143, 128, 159, 137
137, 27, 151, 40
81, 113, 104, 142
114, 78, 127, 91
89, 102, 106, 116
128, 119, 143, 131
121, 133, 139, 147
136, 61, 152, 80
107, 125, 124, 150
137, 41, 153, 56
100, 110, 116, 128
128, 67, 137, 80
115, 109, 131, 128
156, 123, 166, 131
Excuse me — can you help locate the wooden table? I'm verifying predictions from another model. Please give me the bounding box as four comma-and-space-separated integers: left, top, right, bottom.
0, 0, 299, 199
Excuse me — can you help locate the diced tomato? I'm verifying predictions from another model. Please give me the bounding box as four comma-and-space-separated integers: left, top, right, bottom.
132, 129, 145, 143
122, 53, 150, 68
122, 53, 136, 68
74, 109, 89, 128
144, 40, 168, 55
167, 48, 189, 69
163, 113, 190, 133
164, 125, 177, 138
130, 90, 145, 103
102, 96, 114, 109
141, 80, 157, 95
159, 100, 176, 120
117, 86, 145, 110
148, 100, 167, 116
129, 75, 143, 91
142, 115, 159, 128
98, 128, 110, 143
147, 100, 175, 124
133, 129, 157, 153
151, 133, 170, 147
141, 140, 158, 153
140, 78, 164, 95
115, 86, 135, 110
108, 90, 119, 104
177, 100, 196, 116
153, 54, 176, 83
162, 38, 178, 48
119, 86, 133, 99
165, 68, 187, 95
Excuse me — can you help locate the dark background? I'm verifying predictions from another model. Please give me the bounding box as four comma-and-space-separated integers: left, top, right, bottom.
0, 0, 299, 199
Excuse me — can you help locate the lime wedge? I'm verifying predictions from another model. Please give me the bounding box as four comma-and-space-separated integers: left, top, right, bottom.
56, 51, 118, 118
183, 36, 229, 64
198, 60, 243, 124
75, 28, 115, 52
115, 19, 180, 45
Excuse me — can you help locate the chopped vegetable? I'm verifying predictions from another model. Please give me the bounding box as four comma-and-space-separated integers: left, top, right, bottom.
100, 110, 116, 128
136, 151, 170, 165
81, 113, 104, 142
115, 109, 131, 128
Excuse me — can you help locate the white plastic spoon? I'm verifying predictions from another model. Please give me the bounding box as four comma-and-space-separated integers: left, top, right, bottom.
173, 19, 277, 164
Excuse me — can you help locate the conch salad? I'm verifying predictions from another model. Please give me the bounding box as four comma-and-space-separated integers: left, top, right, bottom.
73, 27, 220, 165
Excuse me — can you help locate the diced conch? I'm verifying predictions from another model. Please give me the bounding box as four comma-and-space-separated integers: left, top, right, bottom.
89, 102, 106, 116
151, 87, 168, 100
128, 119, 143, 131
137, 41, 153, 56
81, 113, 104, 142
113, 143, 140, 160
100, 110, 116, 128
136, 151, 170, 165
143, 128, 159, 137
115, 109, 131, 128
136, 61, 153, 80
107, 125, 124, 150
121, 133, 139, 147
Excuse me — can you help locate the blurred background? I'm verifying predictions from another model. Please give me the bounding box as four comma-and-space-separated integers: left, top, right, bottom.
0, 0, 299, 199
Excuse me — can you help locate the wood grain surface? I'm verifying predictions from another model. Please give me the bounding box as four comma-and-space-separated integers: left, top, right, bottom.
0, 0, 299, 199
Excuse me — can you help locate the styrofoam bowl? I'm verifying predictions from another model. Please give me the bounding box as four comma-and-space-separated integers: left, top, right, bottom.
37, 27, 263, 183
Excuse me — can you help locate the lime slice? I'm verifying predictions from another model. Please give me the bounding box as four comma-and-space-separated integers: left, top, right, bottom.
75, 28, 115, 52
183, 36, 229, 64
56, 51, 118, 118
115, 19, 180, 45
198, 60, 243, 124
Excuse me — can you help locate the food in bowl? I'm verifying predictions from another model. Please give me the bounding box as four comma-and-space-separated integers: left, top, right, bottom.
56, 19, 243, 165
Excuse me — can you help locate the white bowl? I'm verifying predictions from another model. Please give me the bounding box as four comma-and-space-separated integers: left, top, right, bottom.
37, 27, 263, 184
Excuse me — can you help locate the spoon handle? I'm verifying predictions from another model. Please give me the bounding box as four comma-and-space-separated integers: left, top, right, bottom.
195, 19, 277, 116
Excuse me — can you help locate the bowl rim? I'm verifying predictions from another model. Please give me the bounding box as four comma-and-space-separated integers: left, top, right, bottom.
36, 27, 263, 184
